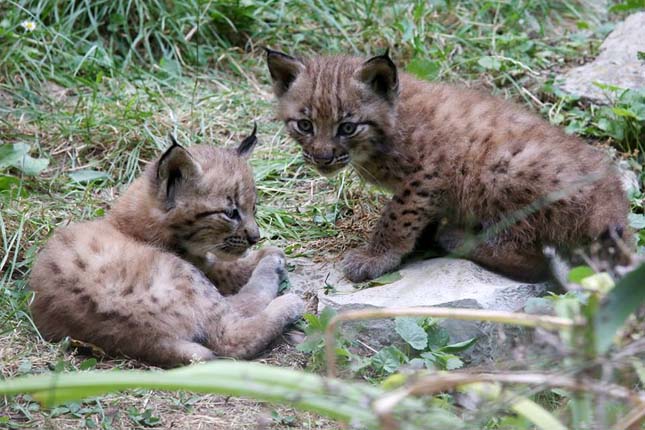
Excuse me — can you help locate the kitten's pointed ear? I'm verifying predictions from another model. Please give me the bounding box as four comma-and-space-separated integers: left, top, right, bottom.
357, 52, 399, 102
265, 48, 305, 97
237, 123, 258, 158
156, 135, 202, 208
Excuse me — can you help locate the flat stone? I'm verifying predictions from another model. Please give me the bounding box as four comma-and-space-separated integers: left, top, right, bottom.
289, 257, 549, 364
558, 12, 645, 103
619, 160, 641, 197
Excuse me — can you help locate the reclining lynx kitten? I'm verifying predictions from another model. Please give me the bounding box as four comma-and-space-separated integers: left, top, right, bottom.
29, 128, 304, 366
266, 50, 631, 283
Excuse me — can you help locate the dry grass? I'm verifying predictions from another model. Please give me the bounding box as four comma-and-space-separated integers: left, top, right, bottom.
1, 325, 337, 429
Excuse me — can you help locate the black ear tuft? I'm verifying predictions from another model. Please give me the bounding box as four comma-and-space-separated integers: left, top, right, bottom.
157, 134, 183, 180
156, 135, 202, 209
237, 123, 258, 157
266, 48, 305, 97
357, 52, 399, 102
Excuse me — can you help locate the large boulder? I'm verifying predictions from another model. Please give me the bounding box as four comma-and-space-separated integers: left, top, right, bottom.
289, 257, 550, 364
558, 12, 645, 103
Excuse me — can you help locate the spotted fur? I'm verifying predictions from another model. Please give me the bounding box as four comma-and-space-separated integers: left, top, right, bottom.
29, 130, 304, 366
267, 50, 632, 282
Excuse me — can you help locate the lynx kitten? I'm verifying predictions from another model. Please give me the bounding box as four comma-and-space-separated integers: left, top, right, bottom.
266, 50, 631, 282
30, 128, 304, 366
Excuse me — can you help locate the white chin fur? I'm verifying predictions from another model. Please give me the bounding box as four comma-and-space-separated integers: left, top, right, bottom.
207, 248, 248, 262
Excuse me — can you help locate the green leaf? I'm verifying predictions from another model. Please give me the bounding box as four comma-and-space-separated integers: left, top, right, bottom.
426, 324, 450, 350
612, 107, 637, 119
0, 143, 28, 167
628, 213, 645, 229
441, 337, 477, 353
594, 263, 645, 354
278, 278, 291, 294
576, 21, 589, 30
394, 317, 428, 350
0, 143, 48, 176
407, 58, 441, 81
638, 51, 645, 62
609, 0, 645, 13
68, 170, 110, 184
355, 271, 404, 290
14, 155, 49, 176
79, 358, 97, 371
478, 56, 501, 70
318, 307, 337, 328
567, 266, 595, 283
0, 175, 28, 199
444, 355, 463, 370
368, 271, 403, 287
295, 336, 321, 354
370, 346, 408, 374
511, 396, 568, 430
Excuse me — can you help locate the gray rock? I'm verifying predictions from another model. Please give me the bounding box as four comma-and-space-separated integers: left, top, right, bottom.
618, 160, 641, 197
288, 257, 550, 364
558, 12, 645, 103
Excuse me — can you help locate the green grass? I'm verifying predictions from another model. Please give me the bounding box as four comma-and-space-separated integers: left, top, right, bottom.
1, 0, 644, 428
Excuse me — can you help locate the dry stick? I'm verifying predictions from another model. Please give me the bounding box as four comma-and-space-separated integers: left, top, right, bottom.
614, 403, 645, 430
372, 372, 645, 430
324, 307, 583, 378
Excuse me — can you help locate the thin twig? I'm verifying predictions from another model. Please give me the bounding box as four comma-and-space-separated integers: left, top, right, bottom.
613, 403, 645, 430
371, 371, 645, 428
324, 307, 583, 377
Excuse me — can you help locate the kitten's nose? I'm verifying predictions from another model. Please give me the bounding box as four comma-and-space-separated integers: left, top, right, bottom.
246, 231, 261, 245
314, 153, 334, 165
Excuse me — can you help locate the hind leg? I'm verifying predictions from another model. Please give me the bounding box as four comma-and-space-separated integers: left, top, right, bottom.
438, 226, 548, 282
208, 294, 304, 359
145, 339, 216, 367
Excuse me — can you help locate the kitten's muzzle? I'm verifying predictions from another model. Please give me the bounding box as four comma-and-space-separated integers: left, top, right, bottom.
223, 235, 253, 255
303, 151, 350, 173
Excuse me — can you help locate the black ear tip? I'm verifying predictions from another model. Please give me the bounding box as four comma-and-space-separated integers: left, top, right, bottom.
365, 51, 396, 67
168, 134, 182, 148
265, 47, 282, 59
237, 124, 259, 156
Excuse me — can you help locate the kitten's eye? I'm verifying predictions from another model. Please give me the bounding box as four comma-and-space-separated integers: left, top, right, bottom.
224, 208, 240, 220
296, 119, 314, 134
194, 210, 219, 219
338, 122, 358, 136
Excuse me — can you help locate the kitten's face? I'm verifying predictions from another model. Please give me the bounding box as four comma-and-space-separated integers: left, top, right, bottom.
267, 52, 399, 176
153, 131, 261, 260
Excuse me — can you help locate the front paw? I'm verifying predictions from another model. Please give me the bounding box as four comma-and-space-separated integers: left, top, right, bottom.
341, 247, 402, 283
257, 246, 286, 260
255, 251, 287, 282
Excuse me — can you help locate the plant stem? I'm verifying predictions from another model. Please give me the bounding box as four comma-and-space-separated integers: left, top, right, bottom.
0, 361, 380, 426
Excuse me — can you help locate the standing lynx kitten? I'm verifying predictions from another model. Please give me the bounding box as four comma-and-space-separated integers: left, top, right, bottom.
29, 128, 304, 366
266, 50, 631, 282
